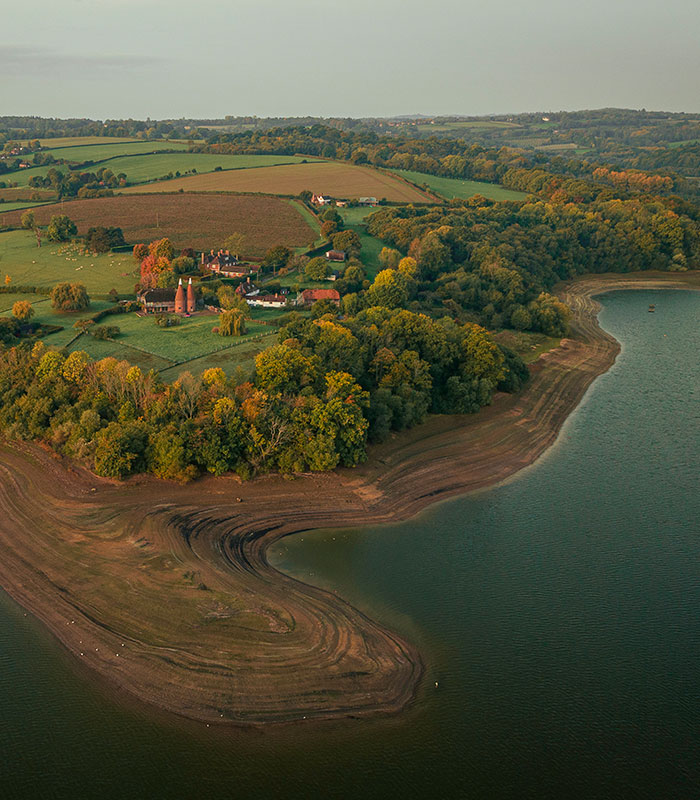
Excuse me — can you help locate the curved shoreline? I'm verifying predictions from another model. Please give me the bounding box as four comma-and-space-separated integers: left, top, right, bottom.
0, 272, 697, 725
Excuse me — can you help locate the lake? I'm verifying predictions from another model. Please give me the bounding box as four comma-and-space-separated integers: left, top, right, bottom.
1, 289, 698, 799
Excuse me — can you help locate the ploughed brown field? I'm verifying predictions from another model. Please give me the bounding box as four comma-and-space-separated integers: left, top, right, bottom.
2, 194, 319, 255
119, 161, 437, 203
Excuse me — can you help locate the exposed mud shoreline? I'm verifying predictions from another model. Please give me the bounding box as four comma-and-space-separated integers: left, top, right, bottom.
0, 272, 697, 725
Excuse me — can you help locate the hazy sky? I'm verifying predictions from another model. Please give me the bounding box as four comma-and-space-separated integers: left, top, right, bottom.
3, 0, 700, 119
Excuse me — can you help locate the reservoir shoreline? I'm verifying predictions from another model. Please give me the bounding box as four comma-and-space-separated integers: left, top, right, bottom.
0, 271, 697, 725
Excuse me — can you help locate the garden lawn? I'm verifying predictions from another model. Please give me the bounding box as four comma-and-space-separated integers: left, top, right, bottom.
0, 298, 115, 348
389, 169, 528, 202
0, 231, 138, 294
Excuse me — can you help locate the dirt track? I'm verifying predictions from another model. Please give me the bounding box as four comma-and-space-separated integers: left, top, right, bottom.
0, 272, 696, 724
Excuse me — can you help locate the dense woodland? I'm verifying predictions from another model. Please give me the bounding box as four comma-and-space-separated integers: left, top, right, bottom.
0, 311, 526, 480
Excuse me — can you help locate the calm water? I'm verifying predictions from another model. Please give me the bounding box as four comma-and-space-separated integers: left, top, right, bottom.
1, 290, 698, 800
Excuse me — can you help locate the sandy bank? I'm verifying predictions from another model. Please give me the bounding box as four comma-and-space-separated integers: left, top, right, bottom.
0, 272, 697, 724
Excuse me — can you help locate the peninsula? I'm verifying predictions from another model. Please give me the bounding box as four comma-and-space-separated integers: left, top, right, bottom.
0, 271, 696, 724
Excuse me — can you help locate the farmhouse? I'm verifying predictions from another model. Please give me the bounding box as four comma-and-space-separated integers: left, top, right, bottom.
139, 278, 196, 314
246, 293, 287, 309
235, 278, 258, 297
325, 249, 346, 262
296, 288, 340, 307
202, 249, 257, 278
311, 194, 333, 206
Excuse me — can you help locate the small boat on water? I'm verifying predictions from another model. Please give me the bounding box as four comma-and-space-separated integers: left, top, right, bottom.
648, 304, 656, 312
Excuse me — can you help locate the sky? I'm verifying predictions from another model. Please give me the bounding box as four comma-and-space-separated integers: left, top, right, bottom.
2, 0, 700, 120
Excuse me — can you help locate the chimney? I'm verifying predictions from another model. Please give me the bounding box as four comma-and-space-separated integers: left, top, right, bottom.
201, 252, 204, 264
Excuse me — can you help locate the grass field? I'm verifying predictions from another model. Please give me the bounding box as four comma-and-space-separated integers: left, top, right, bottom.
0, 232, 138, 294
157, 331, 278, 381
44, 141, 191, 164
6, 164, 68, 187
120, 161, 437, 203
102, 153, 314, 185
390, 169, 528, 202
339, 207, 385, 278
1, 194, 319, 255
0, 297, 116, 347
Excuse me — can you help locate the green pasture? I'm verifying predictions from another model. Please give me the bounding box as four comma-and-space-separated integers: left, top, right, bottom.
45, 141, 190, 163
0, 231, 138, 294
0, 292, 50, 313
65, 335, 173, 373
108, 153, 314, 185
158, 331, 278, 381
6, 164, 68, 187
98, 311, 273, 364
0, 297, 115, 348
340, 207, 385, 278
390, 169, 528, 202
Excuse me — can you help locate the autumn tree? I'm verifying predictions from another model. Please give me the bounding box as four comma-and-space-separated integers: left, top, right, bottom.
50, 282, 90, 311
12, 300, 34, 323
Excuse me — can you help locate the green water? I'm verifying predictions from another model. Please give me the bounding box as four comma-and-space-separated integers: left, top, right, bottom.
1, 290, 698, 799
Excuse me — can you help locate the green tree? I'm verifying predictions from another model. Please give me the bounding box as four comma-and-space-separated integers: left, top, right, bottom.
47, 214, 77, 242
262, 245, 291, 272
304, 257, 331, 280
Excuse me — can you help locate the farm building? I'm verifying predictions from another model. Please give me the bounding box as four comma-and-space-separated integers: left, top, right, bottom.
202, 249, 257, 278
296, 288, 340, 307
246, 293, 287, 309
235, 278, 258, 297
358, 197, 378, 206
325, 249, 346, 262
311, 194, 333, 206
139, 278, 196, 314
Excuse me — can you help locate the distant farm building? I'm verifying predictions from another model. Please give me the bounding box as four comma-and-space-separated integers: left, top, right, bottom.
312, 194, 333, 206
139, 278, 196, 314
246, 293, 287, 309
358, 196, 378, 206
325, 249, 346, 262
296, 288, 340, 307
